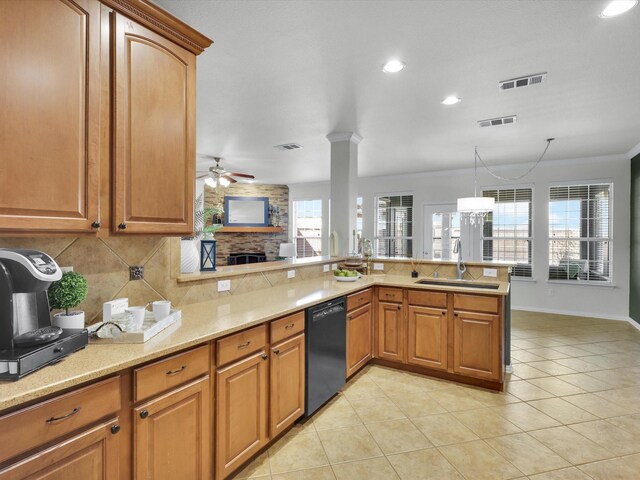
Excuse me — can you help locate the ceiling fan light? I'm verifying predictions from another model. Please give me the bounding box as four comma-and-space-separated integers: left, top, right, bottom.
219, 177, 231, 187
204, 177, 216, 188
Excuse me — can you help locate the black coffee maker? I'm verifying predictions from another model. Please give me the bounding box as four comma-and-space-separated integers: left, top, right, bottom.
0, 249, 88, 380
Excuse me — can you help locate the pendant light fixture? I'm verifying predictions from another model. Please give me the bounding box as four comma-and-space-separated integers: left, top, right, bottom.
457, 147, 494, 225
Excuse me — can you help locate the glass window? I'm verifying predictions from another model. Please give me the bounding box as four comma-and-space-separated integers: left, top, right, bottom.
482, 187, 533, 278
375, 195, 413, 258
431, 212, 460, 261
293, 199, 322, 258
548, 183, 612, 282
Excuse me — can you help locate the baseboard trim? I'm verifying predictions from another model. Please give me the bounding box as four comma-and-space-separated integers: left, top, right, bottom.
512, 307, 640, 331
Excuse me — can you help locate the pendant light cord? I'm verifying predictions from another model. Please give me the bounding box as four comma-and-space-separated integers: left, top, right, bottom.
475, 138, 555, 182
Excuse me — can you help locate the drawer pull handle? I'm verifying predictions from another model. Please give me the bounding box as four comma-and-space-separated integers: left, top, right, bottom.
261, 353, 268, 360
238, 341, 251, 349
274, 349, 280, 355
285, 323, 295, 330
166, 365, 187, 376
46, 407, 80, 424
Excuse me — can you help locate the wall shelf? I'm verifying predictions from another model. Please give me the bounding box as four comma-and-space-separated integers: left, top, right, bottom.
216, 226, 283, 233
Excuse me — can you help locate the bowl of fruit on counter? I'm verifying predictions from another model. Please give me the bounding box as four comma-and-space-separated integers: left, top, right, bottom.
333, 268, 361, 282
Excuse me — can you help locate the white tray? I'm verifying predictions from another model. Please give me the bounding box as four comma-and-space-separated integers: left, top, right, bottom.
334, 273, 362, 282
89, 309, 181, 344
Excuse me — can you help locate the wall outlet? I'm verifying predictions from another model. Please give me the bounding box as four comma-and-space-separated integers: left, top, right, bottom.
218, 280, 231, 292
287, 270, 295, 279
60, 266, 74, 273
331, 263, 338, 270
483, 268, 498, 278
373, 263, 384, 271
323, 264, 330, 273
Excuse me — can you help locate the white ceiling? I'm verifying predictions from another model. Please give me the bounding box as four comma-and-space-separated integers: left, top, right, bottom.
154, 0, 640, 184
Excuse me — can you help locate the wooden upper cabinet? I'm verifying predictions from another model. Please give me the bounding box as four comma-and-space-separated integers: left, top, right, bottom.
0, 0, 101, 233
407, 306, 448, 371
112, 13, 195, 235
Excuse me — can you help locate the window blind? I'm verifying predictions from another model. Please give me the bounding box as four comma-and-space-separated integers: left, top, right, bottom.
375, 195, 413, 258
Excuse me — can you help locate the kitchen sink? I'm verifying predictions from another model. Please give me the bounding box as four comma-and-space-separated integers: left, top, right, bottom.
415, 279, 500, 290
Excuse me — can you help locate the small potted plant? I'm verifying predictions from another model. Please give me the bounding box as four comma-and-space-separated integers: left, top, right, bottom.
48, 271, 89, 329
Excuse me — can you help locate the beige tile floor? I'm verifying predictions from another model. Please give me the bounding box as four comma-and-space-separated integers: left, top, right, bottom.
232, 311, 640, 479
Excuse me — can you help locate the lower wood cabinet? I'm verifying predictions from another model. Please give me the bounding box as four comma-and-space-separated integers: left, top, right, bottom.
407, 305, 448, 371
0, 419, 120, 480
347, 303, 372, 377
133, 376, 211, 480
270, 333, 305, 438
377, 301, 405, 362
453, 310, 501, 381
216, 350, 269, 480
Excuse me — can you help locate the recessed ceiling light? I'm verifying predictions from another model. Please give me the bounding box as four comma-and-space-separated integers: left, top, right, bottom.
441, 96, 461, 105
601, 0, 637, 17
382, 60, 406, 73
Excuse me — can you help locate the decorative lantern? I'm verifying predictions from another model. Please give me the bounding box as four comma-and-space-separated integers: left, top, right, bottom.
200, 239, 217, 271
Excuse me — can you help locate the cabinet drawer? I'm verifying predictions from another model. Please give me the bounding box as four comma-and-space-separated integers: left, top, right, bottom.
217, 324, 268, 367
134, 345, 210, 403
377, 287, 403, 303
271, 311, 305, 344
407, 290, 447, 308
0, 376, 121, 464
453, 294, 499, 314
347, 288, 372, 311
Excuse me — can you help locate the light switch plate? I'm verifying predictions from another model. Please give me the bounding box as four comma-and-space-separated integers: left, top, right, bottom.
331, 263, 338, 270
287, 270, 295, 279
60, 266, 74, 273
323, 265, 330, 273
483, 268, 497, 278
218, 280, 231, 292
373, 263, 384, 271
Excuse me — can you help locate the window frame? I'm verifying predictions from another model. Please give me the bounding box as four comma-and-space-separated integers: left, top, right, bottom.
547, 180, 613, 284
292, 198, 323, 258
481, 185, 534, 278
374, 192, 414, 259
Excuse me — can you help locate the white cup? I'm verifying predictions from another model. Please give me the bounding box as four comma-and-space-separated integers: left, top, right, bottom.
125, 306, 146, 331
152, 300, 171, 320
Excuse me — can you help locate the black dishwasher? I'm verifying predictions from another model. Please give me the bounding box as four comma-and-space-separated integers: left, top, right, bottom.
305, 297, 346, 416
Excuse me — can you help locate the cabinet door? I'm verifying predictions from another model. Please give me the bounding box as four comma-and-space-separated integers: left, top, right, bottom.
453, 310, 501, 381
134, 376, 211, 480
347, 303, 372, 377
270, 333, 305, 438
0, 0, 100, 233
377, 301, 405, 363
407, 306, 448, 371
217, 351, 269, 480
0, 419, 119, 479
113, 13, 195, 234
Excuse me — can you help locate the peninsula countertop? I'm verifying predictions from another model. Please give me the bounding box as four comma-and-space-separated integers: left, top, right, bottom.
0, 274, 509, 412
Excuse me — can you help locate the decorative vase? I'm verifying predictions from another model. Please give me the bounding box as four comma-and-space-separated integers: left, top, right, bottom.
52, 311, 85, 329
180, 239, 200, 273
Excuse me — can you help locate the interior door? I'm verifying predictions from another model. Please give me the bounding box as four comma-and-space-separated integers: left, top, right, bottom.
423, 204, 477, 261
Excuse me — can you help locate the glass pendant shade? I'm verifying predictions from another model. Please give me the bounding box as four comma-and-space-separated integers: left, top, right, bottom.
457, 196, 494, 213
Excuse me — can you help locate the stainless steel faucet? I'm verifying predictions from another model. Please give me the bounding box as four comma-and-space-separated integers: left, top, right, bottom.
453, 239, 466, 280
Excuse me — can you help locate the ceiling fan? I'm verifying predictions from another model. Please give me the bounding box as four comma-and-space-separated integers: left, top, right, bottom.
196, 156, 255, 188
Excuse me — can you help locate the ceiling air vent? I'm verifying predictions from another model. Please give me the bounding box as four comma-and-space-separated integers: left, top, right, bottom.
274, 143, 303, 151
499, 72, 546, 91
477, 115, 517, 128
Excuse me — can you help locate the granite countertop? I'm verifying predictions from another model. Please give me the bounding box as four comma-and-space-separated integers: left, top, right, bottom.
0, 274, 509, 412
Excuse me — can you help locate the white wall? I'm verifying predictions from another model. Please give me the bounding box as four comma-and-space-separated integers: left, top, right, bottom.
289, 154, 631, 319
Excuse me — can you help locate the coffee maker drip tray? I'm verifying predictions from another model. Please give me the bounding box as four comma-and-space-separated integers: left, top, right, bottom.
0, 329, 88, 381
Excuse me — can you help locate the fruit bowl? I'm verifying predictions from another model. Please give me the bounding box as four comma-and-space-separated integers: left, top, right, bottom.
334, 272, 362, 282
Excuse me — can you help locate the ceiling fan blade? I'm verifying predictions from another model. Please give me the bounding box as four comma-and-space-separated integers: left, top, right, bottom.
196, 173, 210, 179
221, 175, 237, 184
227, 173, 255, 179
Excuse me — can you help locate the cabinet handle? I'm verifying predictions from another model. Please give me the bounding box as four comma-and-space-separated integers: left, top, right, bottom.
274, 349, 280, 355
91, 221, 101, 229
140, 410, 149, 419
166, 365, 186, 376
261, 354, 268, 360
347, 315, 352, 320
118, 223, 127, 230
454, 313, 459, 317
238, 341, 251, 349
284, 323, 295, 330
111, 424, 121, 435
46, 407, 81, 424
397, 306, 401, 310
